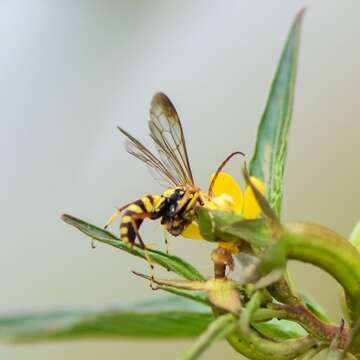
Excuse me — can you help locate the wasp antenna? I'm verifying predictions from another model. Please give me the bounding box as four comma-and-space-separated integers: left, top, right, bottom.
208, 151, 245, 196
117, 126, 131, 137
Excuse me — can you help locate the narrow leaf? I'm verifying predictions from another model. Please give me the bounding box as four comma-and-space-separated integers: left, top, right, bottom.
349, 221, 360, 252
299, 292, 330, 323
253, 319, 307, 340
0, 297, 212, 342
243, 164, 279, 222
62, 214, 205, 281
0, 312, 213, 342
249, 8, 305, 216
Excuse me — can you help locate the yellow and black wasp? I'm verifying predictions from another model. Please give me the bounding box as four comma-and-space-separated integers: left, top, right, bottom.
105, 92, 243, 250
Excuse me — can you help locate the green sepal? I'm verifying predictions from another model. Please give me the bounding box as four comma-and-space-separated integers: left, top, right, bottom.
256, 239, 287, 276
196, 207, 243, 243
224, 218, 276, 248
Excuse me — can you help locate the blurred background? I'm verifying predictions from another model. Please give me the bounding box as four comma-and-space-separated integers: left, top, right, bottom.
1, 1, 360, 359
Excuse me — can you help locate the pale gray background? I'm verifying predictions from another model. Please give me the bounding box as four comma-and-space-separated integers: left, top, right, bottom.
1, 1, 360, 359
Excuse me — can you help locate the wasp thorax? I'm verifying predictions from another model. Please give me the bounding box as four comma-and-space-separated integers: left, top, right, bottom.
162, 187, 185, 199
160, 188, 186, 218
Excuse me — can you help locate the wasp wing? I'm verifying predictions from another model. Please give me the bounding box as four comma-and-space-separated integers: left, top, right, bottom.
118, 127, 179, 187
149, 92, 194, 186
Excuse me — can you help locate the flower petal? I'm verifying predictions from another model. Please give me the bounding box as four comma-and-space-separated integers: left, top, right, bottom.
218, 242, 241, 254
209, 172, 243, 213
242, 176, 266, 219
181, 222, 204, 240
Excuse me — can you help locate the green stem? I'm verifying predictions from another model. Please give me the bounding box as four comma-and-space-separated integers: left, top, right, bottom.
252, 308, 287, 322
177, 314, 236, 360
298, 346, 326, 359
283, 222, 360, 325
239, 291, 263, 333
268, 273, 301, 306
226, 325, 316, 360
226, 292, 316, 360
272, 303, 350, 348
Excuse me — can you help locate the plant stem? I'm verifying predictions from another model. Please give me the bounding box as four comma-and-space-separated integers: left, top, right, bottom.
272, 303, 350, 348
226, 291, 317, 360
176, 314, 236, 360
226, 326, 316, 360
283, 222, 360, 325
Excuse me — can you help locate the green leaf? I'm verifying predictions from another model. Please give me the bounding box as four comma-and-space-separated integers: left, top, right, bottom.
349, 221, 360, 252
62, 214, 205, 281
0, 296, 213, 343
247, 7, 305, 309
249, 9, 304, 216
124, 295, 210, 312
243, 164, 279, 223
299, 292, 330, 323
253, 319, 307, 340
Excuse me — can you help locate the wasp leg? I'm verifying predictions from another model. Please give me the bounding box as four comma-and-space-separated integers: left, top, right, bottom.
198, 192, 208, 206
104, 209, 121, 229
128, 214, 157, 290
176, 190, 202, 216
184, 191, 201, 212
173, 190, 196, 215
104, 201, 135, 229
163, 228, 170, 256
163, 230, 170, 272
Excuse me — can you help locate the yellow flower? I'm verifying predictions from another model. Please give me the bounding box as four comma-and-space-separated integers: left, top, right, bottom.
181, 172, 265, 253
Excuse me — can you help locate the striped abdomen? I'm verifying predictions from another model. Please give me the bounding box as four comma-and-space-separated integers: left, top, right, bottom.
120, 195, 161, 246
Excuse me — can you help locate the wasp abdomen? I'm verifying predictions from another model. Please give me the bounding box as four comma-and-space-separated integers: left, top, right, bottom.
120, 195, 161, 245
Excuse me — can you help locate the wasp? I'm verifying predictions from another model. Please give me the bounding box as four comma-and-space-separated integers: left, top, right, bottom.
105, 92, 243, 250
